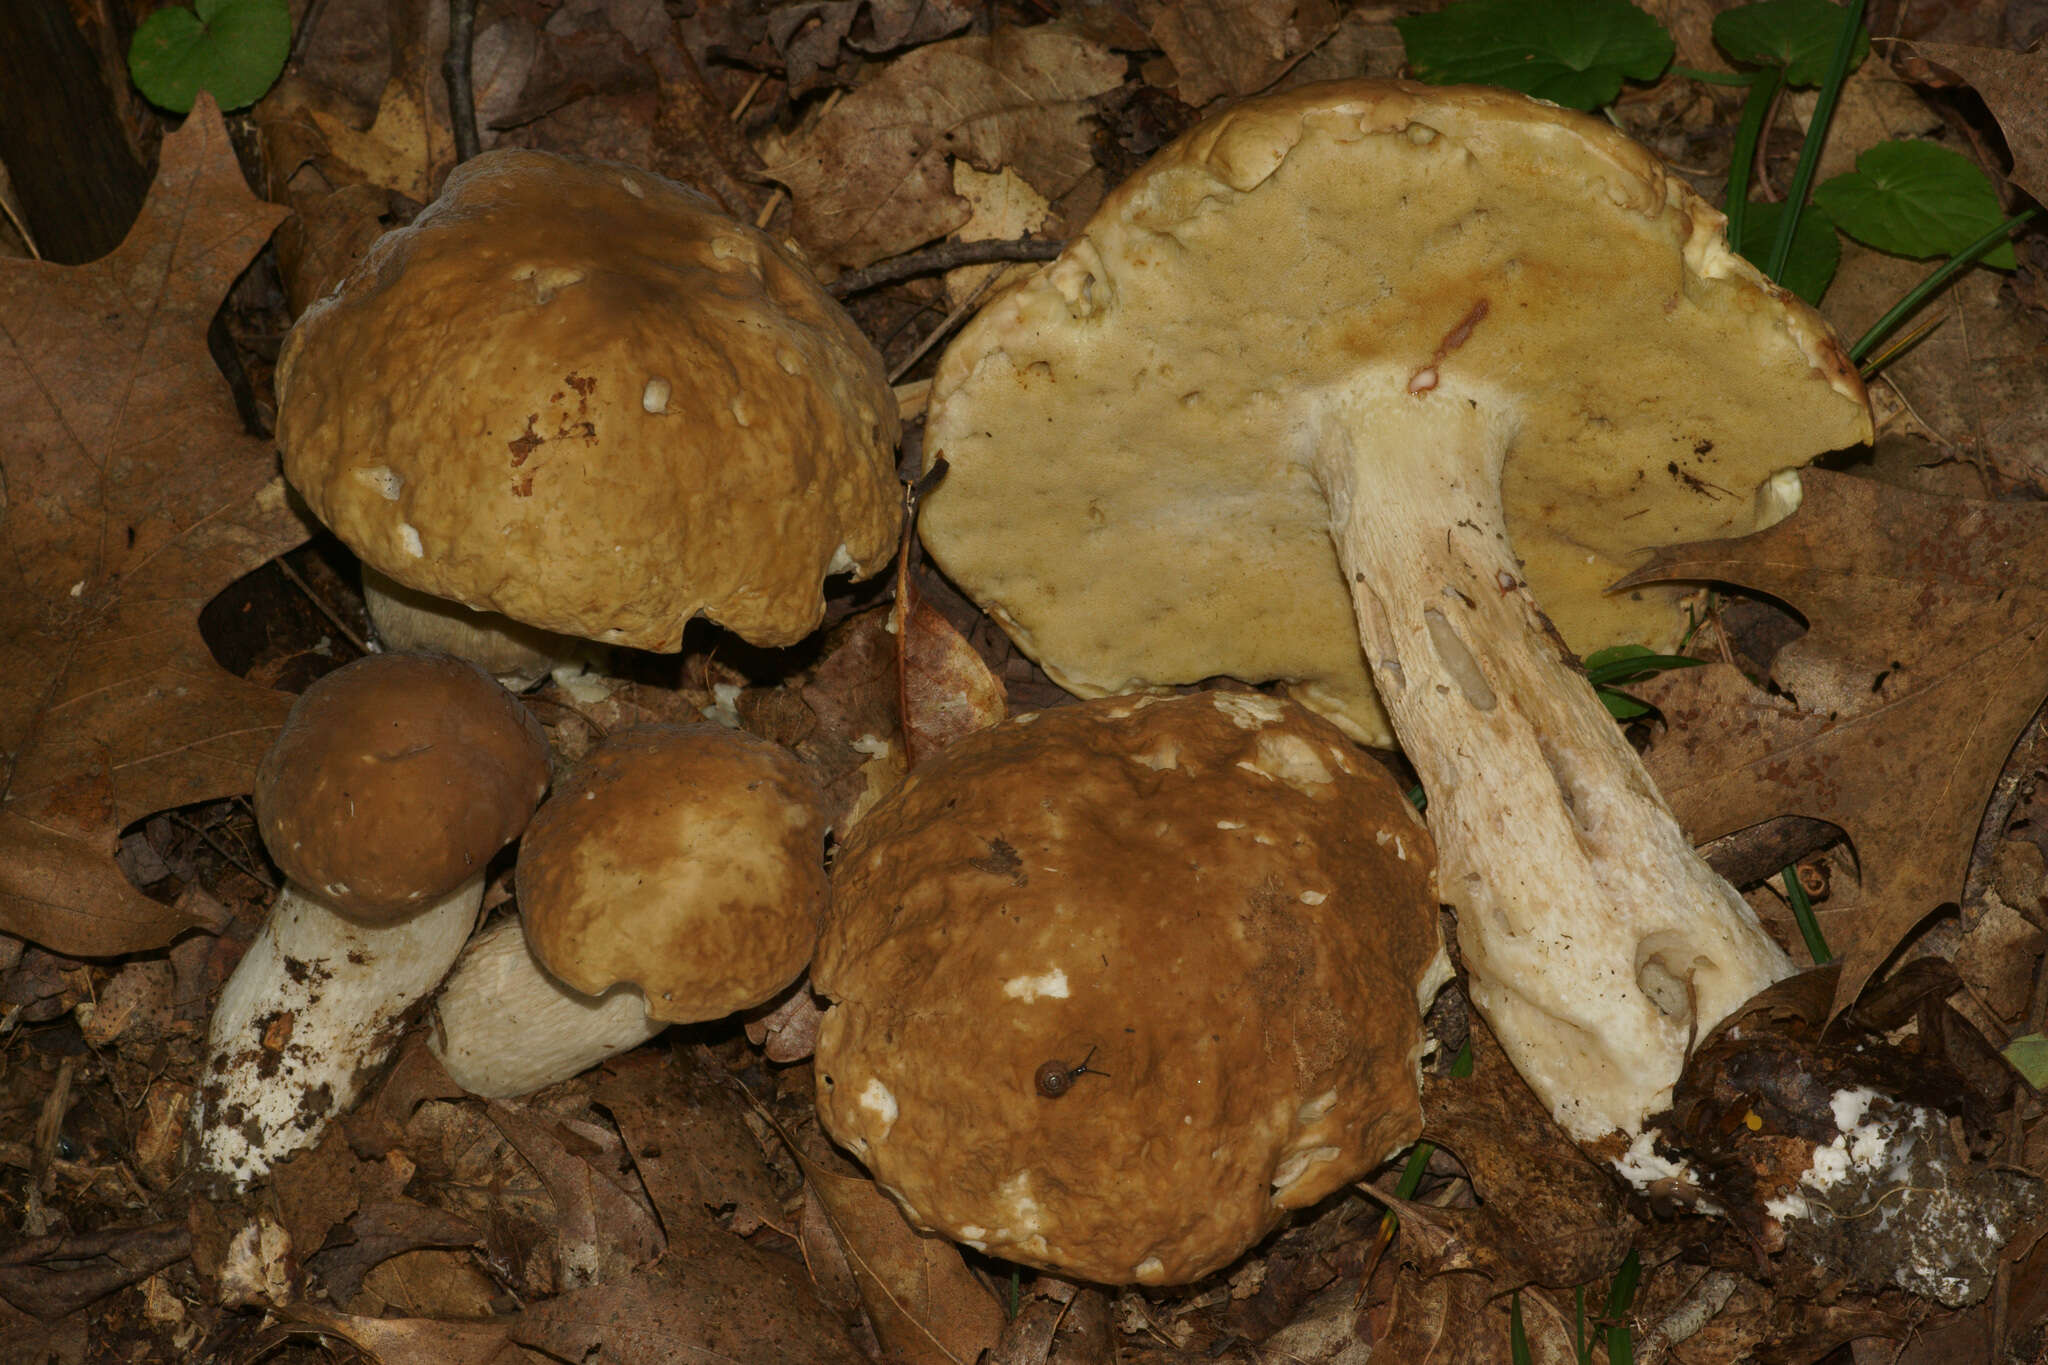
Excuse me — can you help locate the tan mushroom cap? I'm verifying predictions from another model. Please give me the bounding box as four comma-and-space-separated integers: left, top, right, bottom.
813, 692, 1447, 1285
276, 148, 902, 652
517, 725, 828, 1023
254, 653, 551, 922
920, 80, 1871, 746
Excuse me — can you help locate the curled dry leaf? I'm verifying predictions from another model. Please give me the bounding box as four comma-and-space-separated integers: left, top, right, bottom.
1623, 470, 2048, 1012
1147, 0, 1340, 106
0, 96, 306, 957
1902, 43, 2048, 202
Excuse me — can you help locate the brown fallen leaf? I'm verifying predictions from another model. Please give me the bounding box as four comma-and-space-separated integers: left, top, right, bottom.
0, 96, 307, 957
798, 1139, 1007, 1365
1902, 43, 2048, 203
1148, 0, 1340, 106
897, 516, 1007, 768
592, 1049, 784, 1238
757, 29, 1124, 272
275, 1302, 513, 1365
1417, 1021, 1636, 1291
1621, 469, 2048, 1009
510, 1238, 868, 1364
1369, 1262, 1580, 1364
769, 0, 976, 92
486, 1099, 666, 1288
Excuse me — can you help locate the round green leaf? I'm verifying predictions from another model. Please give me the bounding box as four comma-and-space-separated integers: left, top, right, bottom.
1813, 140, 2020, 267
128, 0, 291, 114
2004, 1033, 2048, 1090
1713, 0, 1869, 87
1736, 199, 1841, 304
1393, 0, 1674, 111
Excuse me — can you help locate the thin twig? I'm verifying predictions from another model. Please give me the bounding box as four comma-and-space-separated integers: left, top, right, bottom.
272, 555, 372, 655
0, 181, 41, 260
444, 0, 481, 163
831, 237, 1066, 298
886, 269, 1004, 384
730, 71, 770, 123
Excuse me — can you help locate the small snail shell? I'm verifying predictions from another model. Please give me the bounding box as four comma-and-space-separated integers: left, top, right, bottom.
1035, 1060, 1075, 1098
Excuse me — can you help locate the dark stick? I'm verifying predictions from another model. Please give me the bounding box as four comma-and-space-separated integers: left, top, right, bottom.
444, 0, 481, 164
829, 237, 1066, 297
1697, 814, 1843, 890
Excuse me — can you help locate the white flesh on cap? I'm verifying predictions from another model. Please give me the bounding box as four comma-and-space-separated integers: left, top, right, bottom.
189, 875, 484, 1190
428, 916, 665, 1098
1319, 384, 1792, 1144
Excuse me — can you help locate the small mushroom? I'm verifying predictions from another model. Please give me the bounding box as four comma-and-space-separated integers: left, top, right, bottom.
275, 148, 902, 658
189, 653, 549, 1190
812, 692, 1447, 1285
427, 724, 829, 1096
920, 81, 1873, 1156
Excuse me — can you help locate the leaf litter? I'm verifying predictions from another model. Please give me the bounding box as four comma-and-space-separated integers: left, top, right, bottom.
4, 0, 2048, 1362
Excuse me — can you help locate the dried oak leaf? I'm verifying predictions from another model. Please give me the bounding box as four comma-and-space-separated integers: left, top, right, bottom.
1903, 43, 2048, 203
1619, 469, 2048, 1011
896, 528, 1006, 769
1148, 0, 1340, 106
0, 97, 305, 958
796, 1129, 1006, 1365
757, 29, 1123, 272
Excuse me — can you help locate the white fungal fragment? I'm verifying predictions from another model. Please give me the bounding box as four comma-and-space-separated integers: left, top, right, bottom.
1211, 692, 1285, 728
355, 465, 404, 500
399, 523, 424, 557
642, 377, 671, 413
1003, 968, 1069, 1001
859, 1078, 899, 1130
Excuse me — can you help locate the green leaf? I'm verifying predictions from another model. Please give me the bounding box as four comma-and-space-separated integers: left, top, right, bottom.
1394, 0, 1675, 111
1815, 141, 2020, 268
1713, 0, 1870, 86
2005, 1033, 2048, 1089
1582, 645, 1707, 686
1736, 199, 1841, 302
127, 0, 291, 114
1598, 688, 1653, 719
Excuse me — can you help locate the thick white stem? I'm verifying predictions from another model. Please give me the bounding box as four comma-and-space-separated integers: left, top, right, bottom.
1317, 382, 1792, 1145
189, 875, 484, 1190
428, 917, 665, 1097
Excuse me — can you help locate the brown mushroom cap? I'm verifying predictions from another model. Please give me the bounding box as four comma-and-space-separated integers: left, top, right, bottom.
919, 79, 1870, 745
517, 724, 829, 1023
276, 149, 902, 651
254, 653, 551, 922
812, 692, 1446, 1285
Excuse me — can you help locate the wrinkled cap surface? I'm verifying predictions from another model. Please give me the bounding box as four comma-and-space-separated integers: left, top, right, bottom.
255, 653, 551, 921
812, 692, 1448, 1284
920, 80, 1871, 745
518, 724, 829, 1022
277, 148, 902, 651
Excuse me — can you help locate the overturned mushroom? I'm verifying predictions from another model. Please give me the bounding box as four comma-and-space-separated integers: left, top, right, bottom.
814, 692, 1446, 1284
919, 81, 1873, 1157
190, 653, 549, 1190
428, 724, 829, 1096
276, 148, 902, 658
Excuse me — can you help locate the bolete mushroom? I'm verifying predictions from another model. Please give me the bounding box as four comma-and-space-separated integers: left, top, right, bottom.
918, 82, 1873, 1157
813, 692, 1447, 1284
275, 148, 902, 656
191, 653, 549, 1189
427, 724, 830, 1096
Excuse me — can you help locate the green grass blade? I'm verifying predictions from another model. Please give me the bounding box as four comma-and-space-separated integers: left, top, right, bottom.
1850, 208, 2039, 368
1723, 67, 1780, 251
1765, 0, 1867, 281
1784, 866, 1833, 964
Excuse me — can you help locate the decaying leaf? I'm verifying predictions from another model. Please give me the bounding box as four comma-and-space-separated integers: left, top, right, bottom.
769, 0, 976, 91
795, 1127, 1006, 1365
592, 1049, 784, 1237
511, 1240, 869, 1364
896, 532, 1006, 768
0, 96, 306, 957
1148, 0, 1340, 105
757, 29, 1123, 271
1623, 470, 2048, 1009
1417, 1023, 1636, 1291
485, 1100, 666, 1289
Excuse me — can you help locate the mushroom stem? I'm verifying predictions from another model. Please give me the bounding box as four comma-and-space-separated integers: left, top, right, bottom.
189, 875, 485, 1191
428, 917, 665, 1098
1318, 380, 1793, 1147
